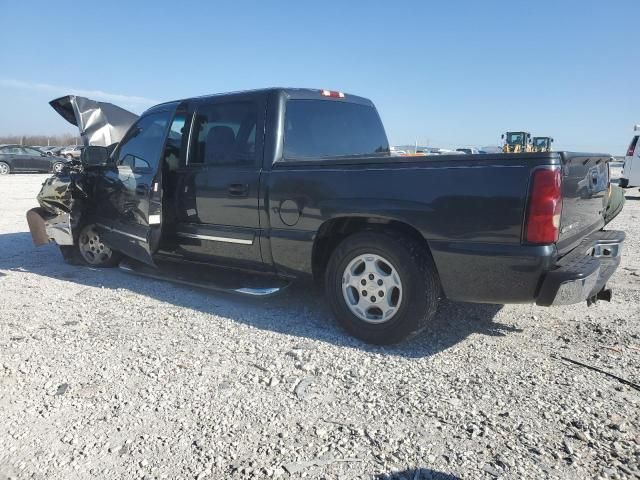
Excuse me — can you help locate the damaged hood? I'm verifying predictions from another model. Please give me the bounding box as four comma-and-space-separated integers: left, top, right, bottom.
50, 95, 139, 147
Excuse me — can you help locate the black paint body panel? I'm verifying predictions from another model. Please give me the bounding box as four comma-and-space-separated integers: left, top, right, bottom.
64, 88, 616, 305
264, 155, 558, 303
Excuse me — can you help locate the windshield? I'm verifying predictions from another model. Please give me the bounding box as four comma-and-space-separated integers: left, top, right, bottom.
534, 138, 548, 147
506, 133, 525, 145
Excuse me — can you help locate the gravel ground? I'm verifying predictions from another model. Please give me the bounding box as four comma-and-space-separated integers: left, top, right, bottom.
1, 174, 639, 480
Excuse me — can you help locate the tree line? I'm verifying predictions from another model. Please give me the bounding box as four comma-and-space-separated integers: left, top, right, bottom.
0, 133, 81, 147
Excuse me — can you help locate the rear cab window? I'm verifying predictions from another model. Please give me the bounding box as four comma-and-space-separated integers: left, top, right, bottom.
283, 99, 389, 161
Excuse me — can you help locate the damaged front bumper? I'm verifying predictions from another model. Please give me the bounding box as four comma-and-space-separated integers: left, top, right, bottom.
27, 94, 138, 249
26, 208, 74, 246
26, 171, 86, 247
536, 230, 625, 306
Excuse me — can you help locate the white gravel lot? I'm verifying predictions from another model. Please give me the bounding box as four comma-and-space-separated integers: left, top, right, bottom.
0, 174, 639, 480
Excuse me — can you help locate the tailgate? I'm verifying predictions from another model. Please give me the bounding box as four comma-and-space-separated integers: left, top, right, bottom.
556, 152, 609, 255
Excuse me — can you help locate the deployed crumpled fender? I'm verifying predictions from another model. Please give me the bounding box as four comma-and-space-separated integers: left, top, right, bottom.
26, 170, 89, 246
27, 95, 138, 248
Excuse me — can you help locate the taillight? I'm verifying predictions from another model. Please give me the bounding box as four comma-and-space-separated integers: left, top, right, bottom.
320, 89, 345, 98
626, 135, 639, 157
525, 168, 562, 244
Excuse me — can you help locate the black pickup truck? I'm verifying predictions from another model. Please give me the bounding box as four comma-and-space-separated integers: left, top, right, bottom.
27, 88, 625, 344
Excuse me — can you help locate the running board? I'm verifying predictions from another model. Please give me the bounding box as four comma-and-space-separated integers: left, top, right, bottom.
118, 257, 288, 296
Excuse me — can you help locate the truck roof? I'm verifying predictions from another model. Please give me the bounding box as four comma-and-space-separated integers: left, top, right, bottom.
145, 87, 375, 114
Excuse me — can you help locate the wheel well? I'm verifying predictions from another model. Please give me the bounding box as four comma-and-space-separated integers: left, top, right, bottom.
311, 217, 433, 284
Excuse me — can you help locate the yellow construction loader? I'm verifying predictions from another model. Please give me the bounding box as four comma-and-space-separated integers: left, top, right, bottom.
532, 136, 554, 152
502, 132, 533, 153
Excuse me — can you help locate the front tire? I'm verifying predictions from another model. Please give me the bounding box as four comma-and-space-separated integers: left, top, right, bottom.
618, 178, 629, 188
52, 161, 65, 174
61, 224, 122, 267
325, 231, 440, 344
0, 161, 10, 175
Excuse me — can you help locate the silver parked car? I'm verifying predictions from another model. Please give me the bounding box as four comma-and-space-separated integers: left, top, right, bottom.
60, 145, 84, 159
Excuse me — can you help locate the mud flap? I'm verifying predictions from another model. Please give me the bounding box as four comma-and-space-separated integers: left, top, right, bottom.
26, 208, 51, 246
27, 207, 74, 247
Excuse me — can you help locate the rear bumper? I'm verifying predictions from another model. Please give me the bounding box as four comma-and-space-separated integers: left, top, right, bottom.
536, 230, 625, 306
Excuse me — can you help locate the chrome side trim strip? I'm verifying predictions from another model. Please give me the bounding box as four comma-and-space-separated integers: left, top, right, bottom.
176, 231, 253, 245
95, 223, 147, 243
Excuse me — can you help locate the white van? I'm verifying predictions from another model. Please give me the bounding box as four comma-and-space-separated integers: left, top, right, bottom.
621, 125, 640, 187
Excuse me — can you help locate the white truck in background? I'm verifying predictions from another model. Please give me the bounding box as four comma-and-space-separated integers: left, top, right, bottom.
620, 124, 640, 188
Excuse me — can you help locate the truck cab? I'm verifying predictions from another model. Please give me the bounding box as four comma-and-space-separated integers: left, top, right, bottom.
49, 89, 390, 272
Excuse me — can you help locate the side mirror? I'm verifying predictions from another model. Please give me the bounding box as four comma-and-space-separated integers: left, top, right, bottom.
501, 134, 504, 139
551, 138, 554, 142
81, 145, 110, 166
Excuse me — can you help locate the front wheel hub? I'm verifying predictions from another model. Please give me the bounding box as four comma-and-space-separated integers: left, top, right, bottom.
341, 253, 403, 324
78, 225, 114, 265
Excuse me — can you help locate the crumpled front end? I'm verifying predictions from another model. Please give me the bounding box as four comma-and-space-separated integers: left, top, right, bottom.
49, 95, 138, 147
26, 171, 88, 246
27, 94, 138, 248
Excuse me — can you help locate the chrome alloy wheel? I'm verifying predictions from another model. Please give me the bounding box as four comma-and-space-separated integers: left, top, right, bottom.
78, 225, 114, 265
0, 162, 9, 175
341, 253, 403, 324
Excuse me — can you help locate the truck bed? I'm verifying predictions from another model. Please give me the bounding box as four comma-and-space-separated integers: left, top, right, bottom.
266, 151, 611, 303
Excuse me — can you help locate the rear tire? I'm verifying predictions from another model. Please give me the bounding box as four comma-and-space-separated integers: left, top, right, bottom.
0, 161, 10, 175
325, 231, 440, 344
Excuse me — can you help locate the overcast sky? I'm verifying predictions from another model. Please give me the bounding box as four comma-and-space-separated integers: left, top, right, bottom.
1, 0, 638, 154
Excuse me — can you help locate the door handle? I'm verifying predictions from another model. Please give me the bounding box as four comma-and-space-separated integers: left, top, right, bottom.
228, 183, 249, 197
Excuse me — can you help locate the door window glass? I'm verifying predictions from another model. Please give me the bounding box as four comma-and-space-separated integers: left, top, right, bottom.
164, 112, 190, 171
189, 102, 257, 166
114, 111, 172, 171
22, 147, 42, 156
